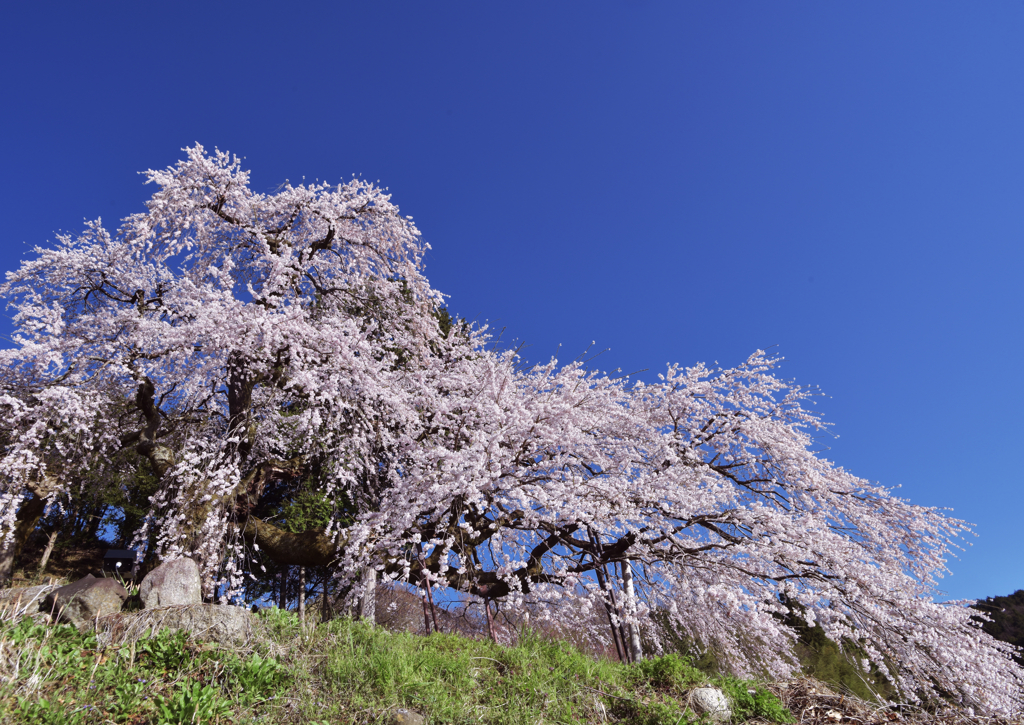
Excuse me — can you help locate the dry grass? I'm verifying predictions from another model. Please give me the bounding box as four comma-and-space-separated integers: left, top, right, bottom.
764, 677, 1021, 725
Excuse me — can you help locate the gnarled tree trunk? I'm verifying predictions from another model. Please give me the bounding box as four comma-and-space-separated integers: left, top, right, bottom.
0, 476, 60, 585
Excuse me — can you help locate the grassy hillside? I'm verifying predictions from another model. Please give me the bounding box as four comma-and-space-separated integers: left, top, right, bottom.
0, 607, 793, 725
973, 590, 1024, 668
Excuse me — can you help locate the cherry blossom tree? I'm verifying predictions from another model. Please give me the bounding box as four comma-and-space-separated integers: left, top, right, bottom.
0, 143, 452, 583
0, 146, 1020, 715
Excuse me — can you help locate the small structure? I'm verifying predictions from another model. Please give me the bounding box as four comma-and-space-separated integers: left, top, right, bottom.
103, 549, 139, 578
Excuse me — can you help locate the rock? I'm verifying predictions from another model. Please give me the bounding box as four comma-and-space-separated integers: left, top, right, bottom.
390, 709, 425, 725
96, 603, 252, 646
139, 558, 202, 608
691, 687, 732, 722
42, 575, 128, 628
0, 583, 59, 619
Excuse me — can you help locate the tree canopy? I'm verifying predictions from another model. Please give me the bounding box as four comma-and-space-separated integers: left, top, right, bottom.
1, 146, 1020, 715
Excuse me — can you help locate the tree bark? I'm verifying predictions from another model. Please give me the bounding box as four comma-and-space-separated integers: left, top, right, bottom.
588, 529, 630, 662
425, 576, 440, 633
83, 505, 105, 542
298, 566, 306, 622
241, 517, 343, 567
418, 545, 439, 634
0, 492, 48, 584
593, 560, 626, 662
320, 575, 334, 623
133, 378, 176, 479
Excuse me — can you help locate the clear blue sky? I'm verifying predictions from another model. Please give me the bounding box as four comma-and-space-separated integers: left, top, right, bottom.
2, 2, 1021, 601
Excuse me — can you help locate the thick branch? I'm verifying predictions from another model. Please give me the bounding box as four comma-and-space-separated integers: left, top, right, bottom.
241, 517, 345, 568
134, 377, 175, 478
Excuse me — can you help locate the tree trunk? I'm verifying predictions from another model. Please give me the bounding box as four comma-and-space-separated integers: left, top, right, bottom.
588, 529, 630, 662
320, 575, 334, 623
83, 504, 106, 542
594, 562, 626, 662
37, 530, 59, 577
298, 566, 306, 622
241, 516, 343, 567
621, 561, 644, 662
0, 493, 48, 585
424, 578, 440, 634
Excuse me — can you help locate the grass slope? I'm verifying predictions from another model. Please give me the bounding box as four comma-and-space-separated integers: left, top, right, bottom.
0, 608, 792, 725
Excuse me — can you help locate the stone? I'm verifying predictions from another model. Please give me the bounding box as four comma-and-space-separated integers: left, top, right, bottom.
42, 574, 128, 628
691, 687, 732, 722
390, 709, 425, 725
96, 603, 252, 647
139, 557, 202, 608
0, 583, 59, 619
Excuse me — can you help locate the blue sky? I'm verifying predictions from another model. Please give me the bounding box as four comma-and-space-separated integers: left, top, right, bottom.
1, 2, 1021, 601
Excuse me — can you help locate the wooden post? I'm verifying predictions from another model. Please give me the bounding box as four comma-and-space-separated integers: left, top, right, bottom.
37, 530, 58, 577
358, 567, 376, 627
485, 599, 498, 644
621, 561, 643, 662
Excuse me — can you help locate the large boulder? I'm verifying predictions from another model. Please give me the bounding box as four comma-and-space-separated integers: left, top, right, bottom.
42, 574, 128, 628
97, 604, 252, 647
139, 557, 202, 608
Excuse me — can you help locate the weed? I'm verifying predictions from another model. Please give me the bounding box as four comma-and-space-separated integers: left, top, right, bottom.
718, 678, 795, 723
631, 652, 705, 691
13, 696, 95, 725
136, 628, 191, 670
258, 605, 303, 637
154, 681, 232, 725
227, 651, 289, 704
112, 676, 151, 717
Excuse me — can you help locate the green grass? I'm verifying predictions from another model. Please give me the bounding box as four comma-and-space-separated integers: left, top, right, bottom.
0, 609, 793, 724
